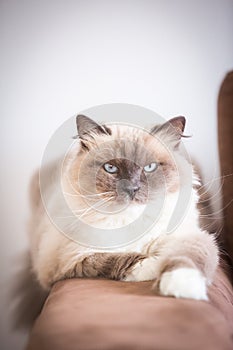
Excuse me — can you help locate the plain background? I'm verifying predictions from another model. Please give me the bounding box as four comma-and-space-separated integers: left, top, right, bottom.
1, 1, 233, 349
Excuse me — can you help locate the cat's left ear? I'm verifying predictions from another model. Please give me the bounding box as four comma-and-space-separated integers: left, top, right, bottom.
76, 115, 111, 137
76, 115, 111, 149
151, 116, 187, 147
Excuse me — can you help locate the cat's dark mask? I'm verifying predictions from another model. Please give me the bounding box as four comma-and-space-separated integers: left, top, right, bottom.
69, 114, 188, 205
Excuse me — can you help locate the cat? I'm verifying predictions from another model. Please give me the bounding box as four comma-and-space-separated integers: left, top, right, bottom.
24, 114, 219, 310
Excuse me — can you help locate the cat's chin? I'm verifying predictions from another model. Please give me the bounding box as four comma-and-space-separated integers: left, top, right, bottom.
80, 202, 147, 229
115, 195, 148, 206
105, 199, 141, 214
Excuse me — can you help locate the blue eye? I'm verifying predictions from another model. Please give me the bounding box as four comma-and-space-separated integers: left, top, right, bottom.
103, 163, 118, 174
143, 162, 158, 173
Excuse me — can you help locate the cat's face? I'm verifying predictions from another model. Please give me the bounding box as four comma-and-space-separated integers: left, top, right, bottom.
65, 115, 186, 213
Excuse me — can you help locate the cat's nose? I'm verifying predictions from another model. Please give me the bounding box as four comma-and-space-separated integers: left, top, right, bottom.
116, 179, 141, 200
124, 185, 140, 199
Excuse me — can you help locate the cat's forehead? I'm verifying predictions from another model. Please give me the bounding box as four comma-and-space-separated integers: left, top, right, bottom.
110, 124, 149, 139
86, 124, 172, 165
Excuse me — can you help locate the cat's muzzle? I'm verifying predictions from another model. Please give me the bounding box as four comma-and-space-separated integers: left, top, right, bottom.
116, 179, 141, 200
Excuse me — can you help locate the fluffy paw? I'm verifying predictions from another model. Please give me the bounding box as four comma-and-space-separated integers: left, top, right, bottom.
159, 268, 208, 301
124, 257, 157, 282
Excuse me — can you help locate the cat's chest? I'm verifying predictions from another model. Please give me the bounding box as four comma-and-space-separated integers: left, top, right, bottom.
91, 199, 176, 254
99, 192, 200, 255
63, 190, 200, 255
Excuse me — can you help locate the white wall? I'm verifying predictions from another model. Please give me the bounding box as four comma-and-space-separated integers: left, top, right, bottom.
1, 1, 233, 349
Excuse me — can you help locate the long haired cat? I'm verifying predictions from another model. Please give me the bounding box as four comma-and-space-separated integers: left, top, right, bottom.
24, 114, 219, 307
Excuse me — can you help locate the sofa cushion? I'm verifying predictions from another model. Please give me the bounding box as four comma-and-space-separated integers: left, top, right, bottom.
27, 268, 233, 350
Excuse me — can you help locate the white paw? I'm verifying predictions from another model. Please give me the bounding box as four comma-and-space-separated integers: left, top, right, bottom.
159, 268, 208, 301
124, 257, 157, 282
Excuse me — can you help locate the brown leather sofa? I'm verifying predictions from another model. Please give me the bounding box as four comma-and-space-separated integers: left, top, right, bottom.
27, 72, 233, 350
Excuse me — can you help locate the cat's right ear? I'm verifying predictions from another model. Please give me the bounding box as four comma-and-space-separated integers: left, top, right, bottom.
150, 116, 189, 148
76, 115, 111, 150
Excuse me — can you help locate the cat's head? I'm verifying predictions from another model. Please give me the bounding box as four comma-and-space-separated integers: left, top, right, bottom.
63, 115, 189, 215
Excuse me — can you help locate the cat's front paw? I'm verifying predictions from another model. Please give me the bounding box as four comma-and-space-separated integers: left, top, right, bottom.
123, 257, 157, 282
158, 268, 208, 301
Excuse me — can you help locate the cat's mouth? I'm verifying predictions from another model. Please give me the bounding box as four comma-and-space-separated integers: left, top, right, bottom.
114, 191, 148, 206
97, 192, 147, 217
116, 188, 140, 201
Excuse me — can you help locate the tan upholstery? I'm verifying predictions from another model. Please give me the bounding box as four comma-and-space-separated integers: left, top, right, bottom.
27, 268, 233, 350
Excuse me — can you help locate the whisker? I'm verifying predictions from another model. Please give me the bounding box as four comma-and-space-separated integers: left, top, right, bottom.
198, 199, 221, 212
198, 172, 233, 195
64, 174, 115, 199
196, 163, 219, 194
65, 196, 115, 229
198, 199, 233, 218
55, 194, 115, 220
200, 222, 223, 233
63, 197, 114, 230
76, 196, 114, 219
63, 191, 115, 199
198, 181, 224, 204
64, 174, 81, 196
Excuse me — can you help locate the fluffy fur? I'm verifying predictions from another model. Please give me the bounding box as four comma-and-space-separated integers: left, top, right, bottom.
16, 115, 219, 327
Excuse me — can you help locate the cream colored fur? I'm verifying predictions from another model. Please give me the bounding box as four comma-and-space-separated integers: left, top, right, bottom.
28, 123, 219, 301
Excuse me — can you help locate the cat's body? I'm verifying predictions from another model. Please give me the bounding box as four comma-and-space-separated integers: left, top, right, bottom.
27, 115, 219, 302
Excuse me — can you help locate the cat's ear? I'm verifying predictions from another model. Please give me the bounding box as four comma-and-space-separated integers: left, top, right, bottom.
166, 116, 186, 135
76, 115, 111, 149
151, 116, 187, 147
